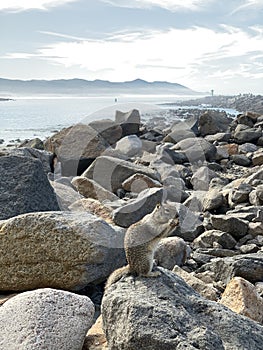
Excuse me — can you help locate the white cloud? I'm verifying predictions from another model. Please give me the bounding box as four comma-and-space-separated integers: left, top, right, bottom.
1, 53, 34, 59
231, 0, 263, 13
101, 0, 214, 11
3, 25, 263, 93
0, 0, 79, 12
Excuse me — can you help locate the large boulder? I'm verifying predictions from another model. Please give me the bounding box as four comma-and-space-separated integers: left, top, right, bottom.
163, 118, 198, 144
164, 129, 195, 143
191, 166, 219, 191
0, 211, 125, 291
173, 137, 217, 163
205, 132, 231, 143
115, 135, 142, 157
211, 214, 249, 239
170, 203, 204, 241
0, 155, 60, 220
198, 110, 231, 136
50, 180, 83, 210
202, 189, 225, 211
44, 123, 110, 176
112, 188, 164, 227
115, 109, 141, 136
154, 237, 190, 269
0, 288, 94, 350
88, 119, 123, 145
7, 147, 53, 173
233, 125, 262, 144
192, 230, 237, 250
71, 176, 118, 202
102, 268, 263, 350
82, 156, 160, 193
122, 173, 162, 193
19, 137, 44, 150
220, 277, 263, 324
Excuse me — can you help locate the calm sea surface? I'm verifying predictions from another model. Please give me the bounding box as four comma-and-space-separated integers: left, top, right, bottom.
0, 94, 236, 145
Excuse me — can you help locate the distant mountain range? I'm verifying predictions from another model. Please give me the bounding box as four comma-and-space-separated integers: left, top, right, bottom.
0, 78, 201, 96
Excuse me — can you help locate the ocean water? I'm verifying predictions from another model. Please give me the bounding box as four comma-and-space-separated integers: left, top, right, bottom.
0, 94, 236, 145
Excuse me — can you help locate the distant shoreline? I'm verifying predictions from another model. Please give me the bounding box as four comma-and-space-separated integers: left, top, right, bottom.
0, 98, 14, 101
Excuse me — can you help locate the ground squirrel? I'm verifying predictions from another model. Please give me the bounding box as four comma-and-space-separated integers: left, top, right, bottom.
105, 202, 179, 288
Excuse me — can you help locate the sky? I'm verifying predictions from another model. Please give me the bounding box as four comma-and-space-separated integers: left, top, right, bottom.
0, 0, 263, 94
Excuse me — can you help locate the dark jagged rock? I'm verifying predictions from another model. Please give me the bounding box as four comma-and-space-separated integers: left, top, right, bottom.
196, 253, 263, 284
0, 155, 60, 220
173, 137, 217, 163
112, 188, 164, 227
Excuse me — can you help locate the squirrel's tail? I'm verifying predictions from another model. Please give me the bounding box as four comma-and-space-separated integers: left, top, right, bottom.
105, 265, 130, 289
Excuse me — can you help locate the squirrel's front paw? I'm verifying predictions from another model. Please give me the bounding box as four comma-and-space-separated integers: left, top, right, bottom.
169, 218, 179, 228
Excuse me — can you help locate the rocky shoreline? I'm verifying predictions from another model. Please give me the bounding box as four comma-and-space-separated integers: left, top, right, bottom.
0, 103, 263, 349
171, 93, 263, 114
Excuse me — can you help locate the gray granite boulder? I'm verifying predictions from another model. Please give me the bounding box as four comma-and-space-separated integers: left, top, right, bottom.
88, 119, 122, 145
172, 203, 204, 241
71, 176, 118, 202
50, 180, 83, 210
0, 155, 60, 220
0, 288, 94, 350
8, 147, 53, 173
198, 110, 231, 136
245, 167, 263, 185
122, 173, 162, 193
156, 147, 188, 164
164, 129, 195, 143
203, 189, 225, 211
230, 154, 251, 166
234, 125, 262, 144
102, 268, 263, 350
211, 214, 249, 239
115, 135, 142, 157
192, 230, 237, 250
197, 253, 263, 284
44, 123, 110, 176
82, 156, 160, 193
0, 211, 125, 291
173, 137, 217, 163
19, 137, 44, 150
164, 117, 199, 144
112, 188, 164, 227
163, 117, 198, 143
115, 109, 141, 136
228, 183, 253, 207
183, 191, 206, 212
238, 142, 258, 154
191, 166, 219, 191
205, 132, 231, 143
154, 237, 190, 269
